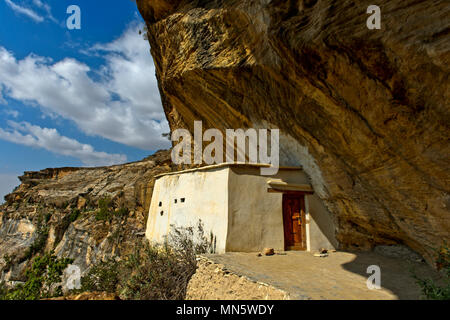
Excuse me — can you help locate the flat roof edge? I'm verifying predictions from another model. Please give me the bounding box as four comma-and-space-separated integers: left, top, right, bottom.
267, 179, 314, 192
154, 163, 302, 179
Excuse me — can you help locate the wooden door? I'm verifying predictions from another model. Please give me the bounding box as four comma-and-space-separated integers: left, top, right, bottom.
282, 194, 306, 250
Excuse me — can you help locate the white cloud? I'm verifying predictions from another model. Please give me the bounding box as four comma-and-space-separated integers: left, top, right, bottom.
4, 0, 44, 22
0, 121, 127, 166
3, 109, 19, 118
0, 173, 20, 204
0, 22, 171, 151
31, 0, 57, 23
32, 0, 48, 11
0, 85, 6, 104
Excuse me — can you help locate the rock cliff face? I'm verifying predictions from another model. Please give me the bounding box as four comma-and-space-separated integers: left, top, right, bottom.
137, 0, 449, 264
0, 150, 173, 283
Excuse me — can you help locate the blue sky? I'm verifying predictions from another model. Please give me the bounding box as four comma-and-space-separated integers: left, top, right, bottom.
0, 0, 170, 202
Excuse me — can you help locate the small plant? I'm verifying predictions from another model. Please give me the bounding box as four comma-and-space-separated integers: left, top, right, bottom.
0, 281, 8, 299
79, 259, 121, 294
95, 197, 129, 221
95, 197, 113, 221
98, 197, 112, 209
412, 242, 450, 300
115, 207, 129, 218
69, 209, 80, 222
22, 224, 49, 261
44, 212, 52, 223
2, 254, 13, 271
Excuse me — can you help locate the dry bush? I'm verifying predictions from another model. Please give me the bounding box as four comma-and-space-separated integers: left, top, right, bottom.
79, 220, 214, 300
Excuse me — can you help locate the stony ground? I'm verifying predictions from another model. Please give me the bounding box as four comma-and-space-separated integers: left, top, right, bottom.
188, 250, 441, 300
187, 256, 290, 300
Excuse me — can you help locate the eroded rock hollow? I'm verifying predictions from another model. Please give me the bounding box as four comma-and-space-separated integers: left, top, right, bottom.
137, 0, 450, 264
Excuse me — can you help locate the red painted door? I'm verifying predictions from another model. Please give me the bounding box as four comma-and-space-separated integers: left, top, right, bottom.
282, 194, 306, 250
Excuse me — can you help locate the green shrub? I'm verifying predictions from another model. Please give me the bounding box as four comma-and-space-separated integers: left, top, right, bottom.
69, 209, 80, 222
413, 242, 450, 300
98, 197, 111, 209
95, 197, 112, 220
95, 197, 129, 221
79, 259, 121, 294
23, 225, 48, 261
0, 252, 72, 300
22, 211, 55, 262
115, 207, 129, 218
3, 254, 13, 271
0, 282, 7, 299
95, 207, 110, 221
44, 212, 52, 223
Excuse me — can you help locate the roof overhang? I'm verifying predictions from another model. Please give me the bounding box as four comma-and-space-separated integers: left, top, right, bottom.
267, 179, 314, 194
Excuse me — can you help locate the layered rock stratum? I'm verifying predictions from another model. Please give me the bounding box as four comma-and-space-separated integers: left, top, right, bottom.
136, 0, 449, 264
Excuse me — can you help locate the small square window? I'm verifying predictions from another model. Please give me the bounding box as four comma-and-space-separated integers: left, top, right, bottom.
174, 199, 177, 204
158, 201, 162, 207
160, 211, 164, 216
180, 198, 185, 203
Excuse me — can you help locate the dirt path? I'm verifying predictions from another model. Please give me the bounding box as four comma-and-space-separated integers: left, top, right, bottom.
193, 251, 439, 300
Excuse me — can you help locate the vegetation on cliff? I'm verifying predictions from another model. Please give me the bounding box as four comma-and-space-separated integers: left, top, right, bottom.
0, 252, 72, 300
73, 222, 214, 300
0, 150, 175, 287
413, 243, 450, 300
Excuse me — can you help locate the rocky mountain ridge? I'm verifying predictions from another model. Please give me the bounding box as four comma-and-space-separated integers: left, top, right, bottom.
0, 150, 174, 284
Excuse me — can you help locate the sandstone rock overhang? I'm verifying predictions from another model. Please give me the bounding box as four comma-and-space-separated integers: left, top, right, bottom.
136, 0, 450, 266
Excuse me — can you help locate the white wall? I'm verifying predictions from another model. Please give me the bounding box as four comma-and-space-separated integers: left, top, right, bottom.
306, 194, 337, 251
146, 168, 229, 253
227, 167, 285, 252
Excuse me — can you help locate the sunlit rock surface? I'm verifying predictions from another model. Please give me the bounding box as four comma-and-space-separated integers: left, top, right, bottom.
0, 150, 173, 282
137, 0, 450, 264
